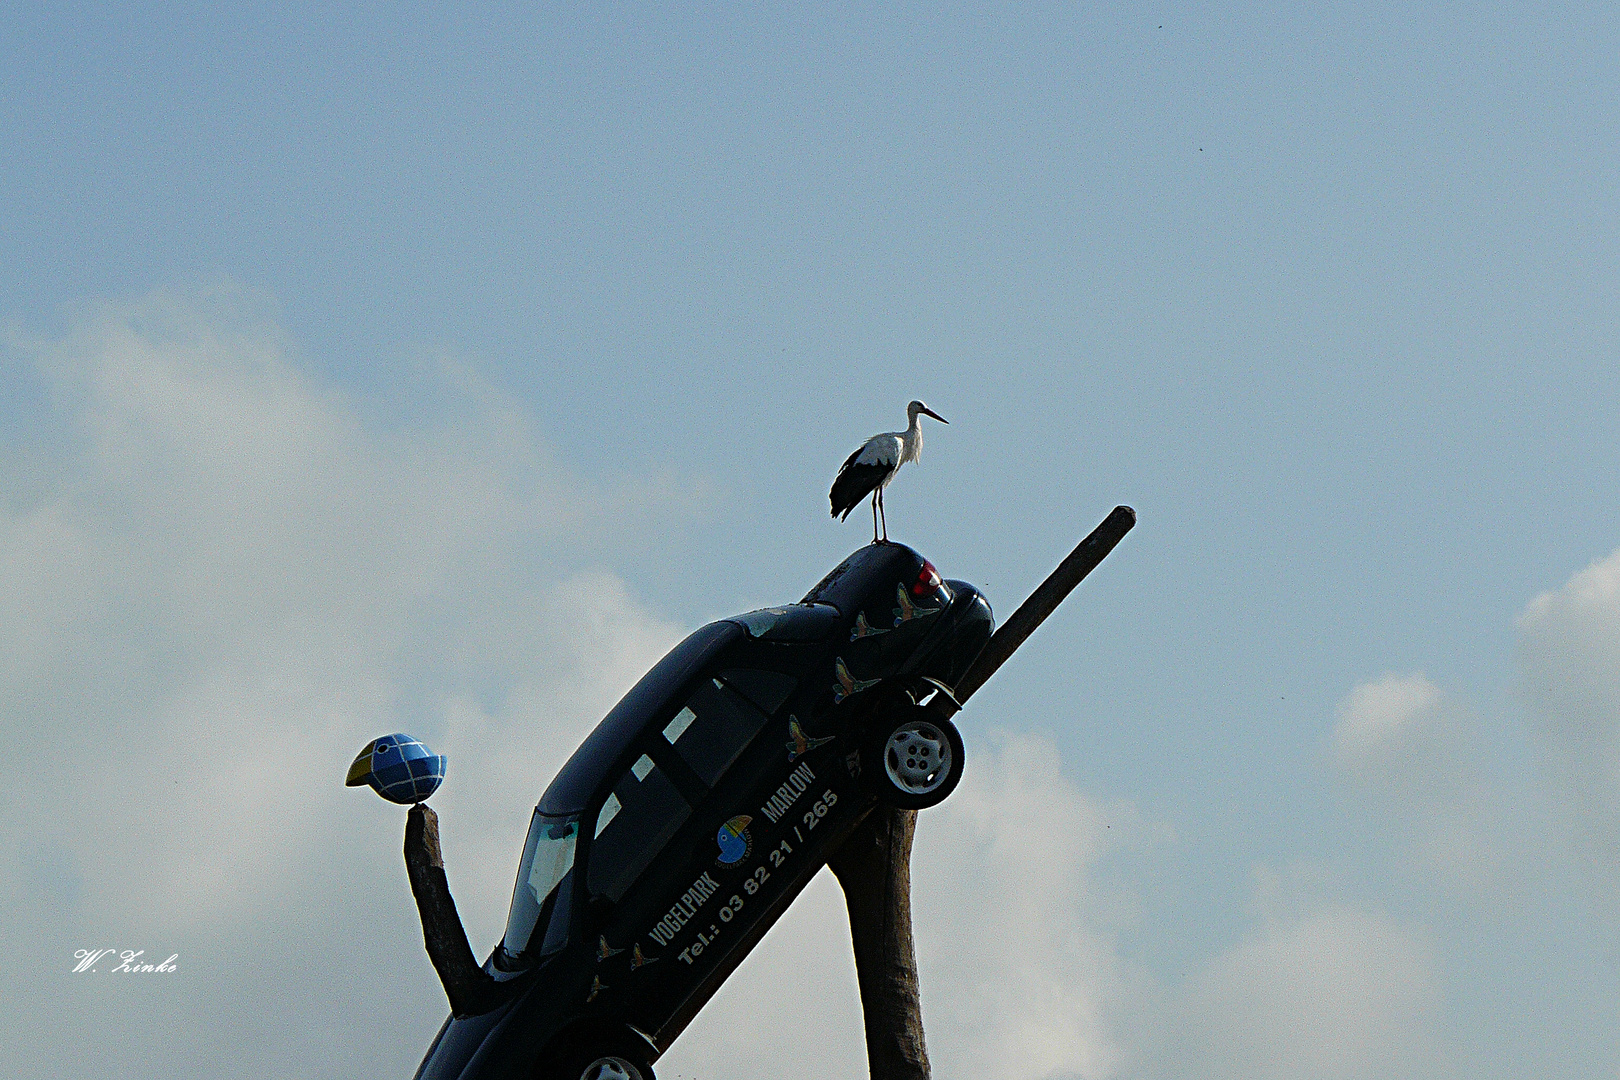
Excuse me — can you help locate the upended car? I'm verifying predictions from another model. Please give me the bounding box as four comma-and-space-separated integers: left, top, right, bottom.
415, 541, 993, 1080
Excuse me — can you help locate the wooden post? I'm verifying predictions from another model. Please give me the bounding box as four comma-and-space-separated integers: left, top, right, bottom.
830, 507, 1135, 1079
827, 806, 931, 1080
404, 803, 500, 1017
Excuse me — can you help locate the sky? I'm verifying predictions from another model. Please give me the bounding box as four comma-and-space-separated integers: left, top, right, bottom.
3, 3, 1618, 1078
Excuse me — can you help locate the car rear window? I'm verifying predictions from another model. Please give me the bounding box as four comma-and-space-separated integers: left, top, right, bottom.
662, 677, 776, 786
586, 754, 691, 903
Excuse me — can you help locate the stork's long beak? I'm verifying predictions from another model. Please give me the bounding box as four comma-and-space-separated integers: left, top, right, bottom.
922, 406, 948, 424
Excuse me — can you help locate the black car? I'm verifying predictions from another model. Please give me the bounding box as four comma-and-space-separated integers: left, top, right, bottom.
415, 541, 993, 1080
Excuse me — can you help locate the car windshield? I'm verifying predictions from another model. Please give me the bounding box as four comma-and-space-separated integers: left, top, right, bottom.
502, 811, 580, 962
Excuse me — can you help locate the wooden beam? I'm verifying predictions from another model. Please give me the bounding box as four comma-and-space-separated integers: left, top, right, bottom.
952, 505, 1135, 705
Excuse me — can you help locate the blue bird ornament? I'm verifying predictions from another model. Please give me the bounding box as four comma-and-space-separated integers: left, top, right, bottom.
345, 733, 446, 804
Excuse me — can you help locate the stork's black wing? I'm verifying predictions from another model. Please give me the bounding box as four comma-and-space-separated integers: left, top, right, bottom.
830, 450, 893, 520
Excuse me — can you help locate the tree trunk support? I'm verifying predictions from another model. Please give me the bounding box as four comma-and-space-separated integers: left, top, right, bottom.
828, 805, 930, 1080
404, 803, 500, 1017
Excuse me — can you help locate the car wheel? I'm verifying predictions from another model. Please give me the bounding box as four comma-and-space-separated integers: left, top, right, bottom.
552, 1044, 656, 1080
866, 707, 964, 810
575, 1057, 649, 1080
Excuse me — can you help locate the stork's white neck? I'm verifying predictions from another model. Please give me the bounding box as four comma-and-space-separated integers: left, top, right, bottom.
901, 412, 923, 464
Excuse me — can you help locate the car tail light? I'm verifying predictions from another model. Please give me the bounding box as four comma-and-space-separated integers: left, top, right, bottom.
913, 560, 944, 596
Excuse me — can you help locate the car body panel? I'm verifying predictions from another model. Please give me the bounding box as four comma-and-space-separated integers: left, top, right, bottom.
413, 542, 991, 1080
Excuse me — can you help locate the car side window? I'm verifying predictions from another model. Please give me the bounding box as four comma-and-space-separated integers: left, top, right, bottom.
662, 677, 776, 787
719, 668, 798, 714
586, 754, 691, 903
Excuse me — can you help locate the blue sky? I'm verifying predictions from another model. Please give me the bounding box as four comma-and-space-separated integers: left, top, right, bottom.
4, 4, 1619, 1078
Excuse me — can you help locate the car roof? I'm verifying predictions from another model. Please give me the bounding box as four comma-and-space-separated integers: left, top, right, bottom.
799, 540, 925, 613
537, 620, 743, 814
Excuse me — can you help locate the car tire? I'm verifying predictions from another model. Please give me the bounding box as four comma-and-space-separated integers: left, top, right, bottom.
865, 706, 964, 810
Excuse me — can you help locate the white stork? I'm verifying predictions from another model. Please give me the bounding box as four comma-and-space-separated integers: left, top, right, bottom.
829, 400, 948, 543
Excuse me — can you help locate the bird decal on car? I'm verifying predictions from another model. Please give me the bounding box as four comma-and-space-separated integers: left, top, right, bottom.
850, 611, 892, 640
787, 717, 836, 761
893, 583, 940, 626
833, 656, 880, 703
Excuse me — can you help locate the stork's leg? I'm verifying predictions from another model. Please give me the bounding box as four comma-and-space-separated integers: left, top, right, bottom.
871, 492, 880, 544
878, 488, 888, 542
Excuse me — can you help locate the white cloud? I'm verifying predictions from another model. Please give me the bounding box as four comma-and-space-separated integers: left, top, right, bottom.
1288, 548, 1620, 1080
1332, 673, 1445, 770
0, 285, 685, 1078
1154, 903, 1448, 1080
1517, 547, 1620, 928
1330, 673, 1517, 904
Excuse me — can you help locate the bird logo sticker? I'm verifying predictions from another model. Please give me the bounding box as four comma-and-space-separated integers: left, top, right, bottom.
597, 936, 624, 962
833, 657, 880, 703
715, 815, 753, 867
850, 611, 891, 640
787, 717, 835, 762
893, 583, 940, 626
631, 944, 659, 970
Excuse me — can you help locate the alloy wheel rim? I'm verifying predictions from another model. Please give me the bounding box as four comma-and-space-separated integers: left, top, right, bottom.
580, 1058, 638, 1080
883, 721, 952, 794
